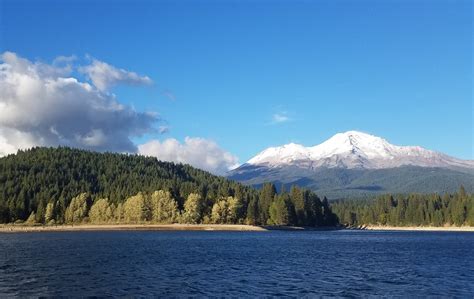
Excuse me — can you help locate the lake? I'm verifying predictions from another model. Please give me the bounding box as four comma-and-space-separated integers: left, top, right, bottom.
0, 230, 473, 297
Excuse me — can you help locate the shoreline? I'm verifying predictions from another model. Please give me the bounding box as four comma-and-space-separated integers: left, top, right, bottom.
0, 224, 268, 233
1, 224, 473, 233
0, 224, 343, 233
362, 225, 474, 232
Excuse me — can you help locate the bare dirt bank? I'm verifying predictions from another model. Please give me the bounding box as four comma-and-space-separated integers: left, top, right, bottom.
0, 224, 267, 233
363, 225, 474, 232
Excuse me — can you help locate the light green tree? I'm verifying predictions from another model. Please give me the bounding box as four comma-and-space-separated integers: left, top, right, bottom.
114, 202, 124, 223
65, 193, 90, 224
26, 211, 36, 224
45, 201, 56, 224
182, 193, 205, 224
150, 190, 179, 223
227, 196, 244, 224
269, 195, 292, 225
89, 198, 114, 223
210, 196, 243, 224
211, 199, 229, 224
123, 192, 150, 223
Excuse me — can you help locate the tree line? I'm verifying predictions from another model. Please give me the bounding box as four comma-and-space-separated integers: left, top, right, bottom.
0, 147, 338, 226
332, 186, 474, 227
20, 184, 337, 226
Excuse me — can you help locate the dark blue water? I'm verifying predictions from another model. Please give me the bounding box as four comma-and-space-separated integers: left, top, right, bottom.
0, 230, 473, 297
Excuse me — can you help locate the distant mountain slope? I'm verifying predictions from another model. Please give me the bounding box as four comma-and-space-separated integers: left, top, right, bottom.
229, 165, 474, 199
228, 131, 474, 198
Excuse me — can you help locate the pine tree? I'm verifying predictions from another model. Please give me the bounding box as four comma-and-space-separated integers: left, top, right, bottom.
246, 196, 259, 225
35, 198, 46, 224
322, 197, 338, 226
259, 183, 276, 224
269, 193, 294, 226
290, 185, 306, 226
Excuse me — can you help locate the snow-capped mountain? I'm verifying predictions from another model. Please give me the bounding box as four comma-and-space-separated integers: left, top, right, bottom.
228, 131, 474, 198
246, 131, 473, 170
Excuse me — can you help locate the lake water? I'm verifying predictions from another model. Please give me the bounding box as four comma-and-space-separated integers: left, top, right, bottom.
0, 230, 473, 297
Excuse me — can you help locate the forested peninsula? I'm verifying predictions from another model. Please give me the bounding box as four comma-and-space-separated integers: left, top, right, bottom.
0, 147, 337, 226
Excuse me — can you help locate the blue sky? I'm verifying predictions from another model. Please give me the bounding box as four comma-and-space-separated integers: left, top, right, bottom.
0, 0, 472, 167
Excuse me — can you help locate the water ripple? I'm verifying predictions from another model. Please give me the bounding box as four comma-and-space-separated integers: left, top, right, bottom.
0, 230, 473, 297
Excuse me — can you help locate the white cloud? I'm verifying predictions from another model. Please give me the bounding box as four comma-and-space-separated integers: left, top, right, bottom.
0, 52, 158, 155
53, 55, 77, 65
79, 58, 152, 91
0, 52, 241, 175
138, 137, 239, 175
271, 112, 290, 124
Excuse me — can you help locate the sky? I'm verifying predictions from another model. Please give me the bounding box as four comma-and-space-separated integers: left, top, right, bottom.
0, 0, 472, 173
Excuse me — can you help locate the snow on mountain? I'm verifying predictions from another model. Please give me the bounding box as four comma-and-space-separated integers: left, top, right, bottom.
246, 131, 474, 170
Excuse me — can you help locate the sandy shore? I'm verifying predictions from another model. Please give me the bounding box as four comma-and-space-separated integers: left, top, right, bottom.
364, 225, 474, 232
2, 224, 472, 233
0, 223, 267, 233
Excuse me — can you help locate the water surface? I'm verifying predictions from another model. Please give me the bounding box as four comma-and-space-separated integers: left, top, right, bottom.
0, 230, 473, 296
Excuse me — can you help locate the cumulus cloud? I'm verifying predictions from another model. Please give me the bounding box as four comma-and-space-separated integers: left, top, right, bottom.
0, 52, 241, 175
0, 51, 158, 155
79, 58, 152, 91
138, 137, 239, 175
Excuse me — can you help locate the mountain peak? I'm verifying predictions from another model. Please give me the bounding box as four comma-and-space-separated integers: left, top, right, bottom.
245, 131, 473, 170
310, 130, 393, 160
340, 130, 374, 137
327, 130, 389, 146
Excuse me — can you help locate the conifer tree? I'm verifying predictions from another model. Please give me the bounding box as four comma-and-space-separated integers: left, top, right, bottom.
35, 198, 46, 224
259, 183, 276, 224
246, 196, 259, 225
269, 194, 294, 226
290, 185, 306, 226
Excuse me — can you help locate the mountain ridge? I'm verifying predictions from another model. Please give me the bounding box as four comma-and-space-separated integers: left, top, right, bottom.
245, 131, 473, 171
228, 131, 473, 198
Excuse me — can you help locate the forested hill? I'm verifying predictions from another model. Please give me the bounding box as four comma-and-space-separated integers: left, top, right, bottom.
0, 147, 338, 226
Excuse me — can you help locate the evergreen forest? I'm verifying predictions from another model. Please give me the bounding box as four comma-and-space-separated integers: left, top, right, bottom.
0, 147, 338, 226
332, 186, 474, 227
